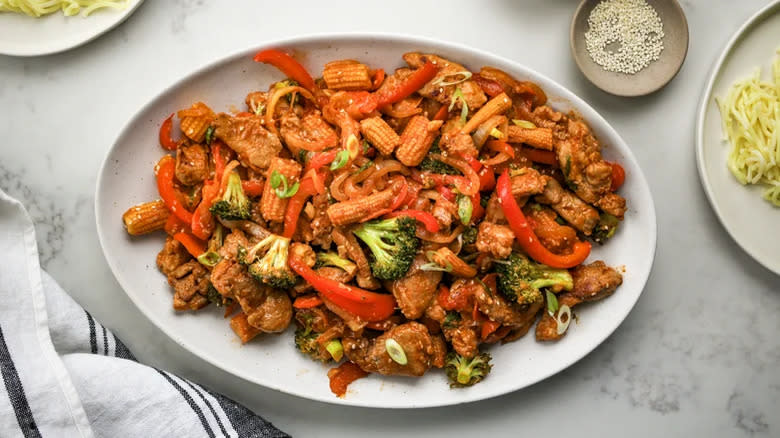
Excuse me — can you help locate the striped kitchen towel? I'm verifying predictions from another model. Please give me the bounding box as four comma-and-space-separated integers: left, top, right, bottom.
0, 189, 289, 438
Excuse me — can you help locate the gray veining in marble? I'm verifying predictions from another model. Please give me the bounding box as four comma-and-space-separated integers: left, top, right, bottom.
1, 1, 778, 437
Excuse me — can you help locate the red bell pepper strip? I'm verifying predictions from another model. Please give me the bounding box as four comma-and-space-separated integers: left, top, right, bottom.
473, 74, 505, 97
470, 192, 485, 223
375, 61, 438, 107
480, 319, 501, 341
159, 113, 177, 150
520, 147, 557, 166
293, 295, 324, 309
235, 111, 254, 118
384, 209, 440, 233
436, 185, 456, 202
164, 214, 189, 235
289, 255, 396, 322
156, 155, 193, 224
305, 149, 339, 172
485, 140, 515, 158
497, 170, 591, 268
282, 175, 320, 239
191, 144, 225, 240
241, 180, 264, 197
328, 362, 369, 397
253, 49, 316, 92
477, 165, 496, 192
609, 162, 626, 191
371, 69, 385, 90
432, 105, 449, 121
436, 284, 473, 312
173, 232, 206, 258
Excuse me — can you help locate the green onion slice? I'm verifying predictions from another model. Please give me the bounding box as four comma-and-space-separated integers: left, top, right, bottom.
385, 338, 408, 365
546, 290, 559, 316
432, 71, 473, 87
204, 126, 215, 145
330, 149, 350, 170
489, 127, 504, 139
271, 170, 299, 198
457, 195, 473, 225
325, 339, 344, 362
512, 119, 536, 129
197, 251, 221, 267
555, 304, 572, 335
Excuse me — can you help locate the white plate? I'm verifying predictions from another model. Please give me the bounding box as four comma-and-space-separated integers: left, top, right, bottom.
695, 1, 780, 276
95, 34, 657, 408
0, 0, 144, 57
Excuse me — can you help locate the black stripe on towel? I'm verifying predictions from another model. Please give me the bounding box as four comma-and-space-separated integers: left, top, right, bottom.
156, 370, 215, 438
0, 326, 42, 438
203, 386, 290, 438
101, 326, 108, 356
183, 380, 230, 437
112, 334, 136, 361
85, 310, 97, 354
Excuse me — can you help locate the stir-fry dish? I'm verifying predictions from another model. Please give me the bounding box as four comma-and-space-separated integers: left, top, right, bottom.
122, 50, 627, 395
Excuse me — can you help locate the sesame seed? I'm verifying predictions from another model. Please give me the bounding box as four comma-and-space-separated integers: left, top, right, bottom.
584, 0, 664, 74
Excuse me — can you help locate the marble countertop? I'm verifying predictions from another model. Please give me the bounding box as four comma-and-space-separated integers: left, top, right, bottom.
2, 0, 778, 436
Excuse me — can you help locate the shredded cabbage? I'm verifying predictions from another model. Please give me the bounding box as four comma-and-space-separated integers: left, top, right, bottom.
0, 0, 128, 17
716, 49, 780, 207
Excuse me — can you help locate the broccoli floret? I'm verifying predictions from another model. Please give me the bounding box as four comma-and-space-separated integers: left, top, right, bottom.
445, 352, 492, 388
197, 223, 224, 267
210, 171, 251, 220
352, 216, 420, 281
242, 234, 296, 289
294, 313, 342, 362
442, 311, 462, 329
419, 143, 460, 175
315, 252, 357, 276
591, 213, 620, 245
461, 225, 478, 246
294, 327, 320, 358
495, 253, 573, 305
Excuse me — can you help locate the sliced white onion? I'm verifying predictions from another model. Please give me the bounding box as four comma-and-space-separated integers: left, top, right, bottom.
555, 305, 572, 335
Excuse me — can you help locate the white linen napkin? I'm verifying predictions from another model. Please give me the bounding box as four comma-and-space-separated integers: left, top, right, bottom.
0, 189, 290, 438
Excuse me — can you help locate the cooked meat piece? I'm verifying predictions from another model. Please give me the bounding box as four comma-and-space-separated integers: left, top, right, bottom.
317, 266, 354, 284
595, 192, 627, 220
343, 322, 445, 376
280, 111, 338, 155
444, 322, 479, 359
503, 300, 543, 342
439, 119, 476, 155
251, 287, 292, 333
525, 205, 578, 254
175, 143, 209, 186
553, 116, 626, 218
213, 113, 282, 171
245, 91, 268, 114
464, 278, 526, 327
156, 237, 191, 276
332, 227, 380, 290
174, 180, 201, 212
535, 293, 579, 342
289, 242, 316, 268
570, 261, 622, 302
476, 222, 515, 259
430, 335, 448, 368
424, 300, 447, 323
308, 193, 333, 247
535, 176, 599, 235
483, 193, 506, 223
431, 197, 457, 229
403, 52, 487, 111
387, 255, 442, 319
511, 168, 547, 197
167, 261, 210, 311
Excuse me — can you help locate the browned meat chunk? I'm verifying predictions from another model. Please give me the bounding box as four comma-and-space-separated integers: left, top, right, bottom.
167, 261, 210, 311
444, 323, 479, 359
570, 261, 623, 302
595, 192, 627, 220
213, 113, 282, 171
511, 168, 547, 197
280, 111, 338, 155
332, 227, 380, 290
245, 91, 268, 114
387, 255, 443, 319
535, 293, 579, 342
535, 176, 599, 235
175, 143, 209, 186
431, 196, 457, 229
439, 119, 476, 155
525, 205, 578, 254
464, 278, 524, 327
476, 222, 515, 259
343, 322, 445, 376
403, 53, 487, 111
156, 237, 191, 276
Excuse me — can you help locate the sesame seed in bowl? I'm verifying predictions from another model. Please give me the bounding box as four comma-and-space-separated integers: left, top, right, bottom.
570, 0, 689, 97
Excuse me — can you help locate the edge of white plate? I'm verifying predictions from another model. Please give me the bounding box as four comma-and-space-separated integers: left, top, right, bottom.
0, 0, 144, 57
96, 32, 657, 408
694, 0, 780, 276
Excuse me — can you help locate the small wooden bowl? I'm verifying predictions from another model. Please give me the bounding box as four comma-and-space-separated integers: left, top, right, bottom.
570, 0, 689, 96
